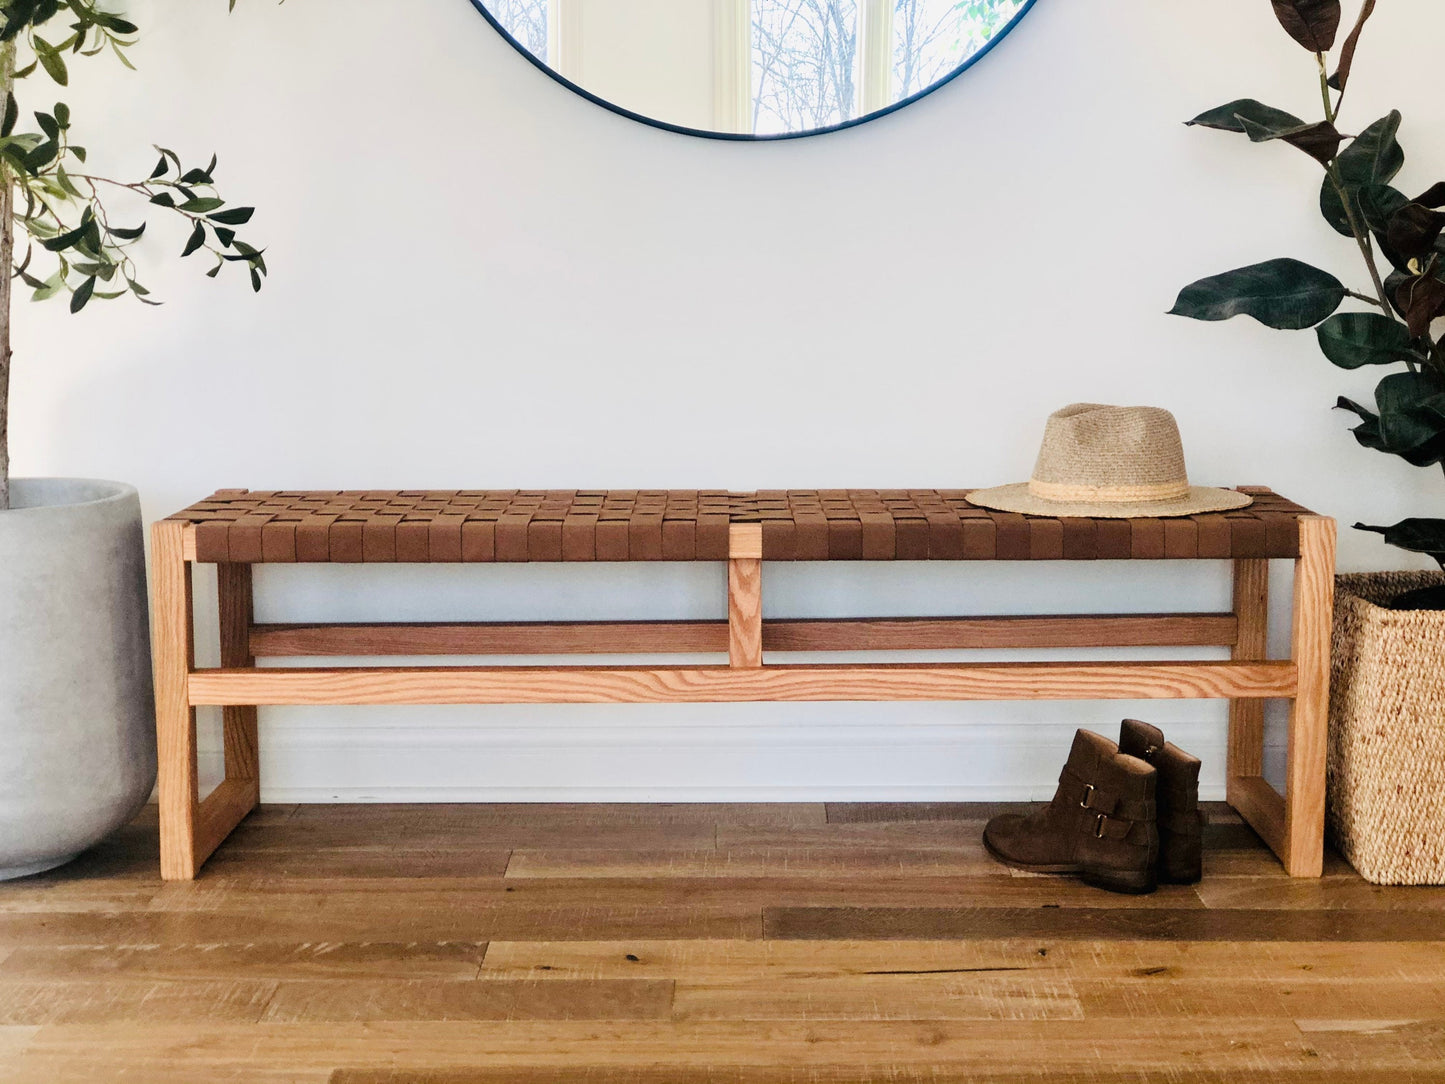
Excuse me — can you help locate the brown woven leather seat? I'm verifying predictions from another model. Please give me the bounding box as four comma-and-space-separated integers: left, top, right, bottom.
167, 487, 1315, 564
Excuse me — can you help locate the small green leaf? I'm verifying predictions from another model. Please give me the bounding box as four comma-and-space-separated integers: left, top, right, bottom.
207, 206, 253, 225
181, 221, 206, 257
30, 271, 65, 302
177, 197, 224, 213
1169, 259, 1346, 330
1, 94, 16, 138
24, 140, 59, 171
70, 274, 96, 313
1316, 312, 1417, 368
70, 145, 85, 163
205, 260, 223, 278
148, 156, 169, 180
53, 102, 69, 128
33, 39, 69, 85
35, 112, 59, 140
250, 268, 263, 292
149, 191, 176, 207
107, 222, 146, 240
213, 226, 236, 247
42, 221, 89, 252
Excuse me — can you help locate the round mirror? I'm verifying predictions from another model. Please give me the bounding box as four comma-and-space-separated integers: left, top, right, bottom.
470, 0, 1036, 139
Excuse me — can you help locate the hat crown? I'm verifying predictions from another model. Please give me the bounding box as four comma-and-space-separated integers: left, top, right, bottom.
1028, 404, 1189, 503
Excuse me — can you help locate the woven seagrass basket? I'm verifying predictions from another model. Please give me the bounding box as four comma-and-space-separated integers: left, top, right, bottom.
1329, 572, 1445, 885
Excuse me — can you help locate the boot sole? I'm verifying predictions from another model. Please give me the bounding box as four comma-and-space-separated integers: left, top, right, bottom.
983, 836, 1157, 895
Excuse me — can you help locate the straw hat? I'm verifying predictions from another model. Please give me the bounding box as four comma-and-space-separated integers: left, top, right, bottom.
966, 403, 1252, 518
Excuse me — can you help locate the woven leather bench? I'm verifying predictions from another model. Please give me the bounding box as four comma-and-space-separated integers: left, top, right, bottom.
150, 487, 1335, 880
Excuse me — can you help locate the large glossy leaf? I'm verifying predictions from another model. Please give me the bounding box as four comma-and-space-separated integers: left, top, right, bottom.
1354, 519, 1445, 568
1374, 370, 1445, 465
1329, 0, 1376, 92
1321, 111, 1404, 236
1169, 259, 1344, 330
1272, 0, 1341, 51
1315, 312, 1416, 368
1186, 99, 1305, 133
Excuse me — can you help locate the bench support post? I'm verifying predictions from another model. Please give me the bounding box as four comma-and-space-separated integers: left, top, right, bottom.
728, 524, 763, 668
152, 525, 260, 881
1225, 516, 1335, 878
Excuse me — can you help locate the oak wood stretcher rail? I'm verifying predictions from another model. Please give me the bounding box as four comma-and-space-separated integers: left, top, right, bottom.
149, 487, 1335, 880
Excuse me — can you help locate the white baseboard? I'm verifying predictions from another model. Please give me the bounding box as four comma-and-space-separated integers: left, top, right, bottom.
194, 704, 1290, 805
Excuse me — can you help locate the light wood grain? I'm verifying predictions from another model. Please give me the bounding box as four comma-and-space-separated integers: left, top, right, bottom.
1227, 557, 1269, 782
727, 526, 763, 668
150, 520, 197, 882
7, 803, 1445, 1082
1283, 516, 1336, 878
247, 613, 1242, 657
217, 563, 260, 784
185, 660, 1297, 706
1229, 775, 1287, 860
192, 777, 262, 872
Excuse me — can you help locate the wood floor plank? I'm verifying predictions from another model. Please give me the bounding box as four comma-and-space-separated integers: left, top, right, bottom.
0, 942, 488, 981
0, 1024, 38, 1064
8, 1019, 1324, 1076
713, 822, 999, 850
200, 848, 514, 880
289, 803, 826, 828
0, 978, 277, 1024
503, 846, 1008, 881
764, 906, 1445, 941
221, 820, 717, 853
325, 1069, 1445, 1084
261, 978, 675, 1022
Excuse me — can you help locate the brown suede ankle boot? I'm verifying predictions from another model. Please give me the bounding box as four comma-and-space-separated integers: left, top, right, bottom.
1118, 719, 1204, 885
983, 730, 1159, 895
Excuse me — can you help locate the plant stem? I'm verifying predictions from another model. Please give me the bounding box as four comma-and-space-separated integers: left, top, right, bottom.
0, 38, 15, 512
1316, 52, 1336, 123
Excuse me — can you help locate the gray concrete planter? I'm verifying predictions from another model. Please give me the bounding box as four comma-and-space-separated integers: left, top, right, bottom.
0, 479, 156, 879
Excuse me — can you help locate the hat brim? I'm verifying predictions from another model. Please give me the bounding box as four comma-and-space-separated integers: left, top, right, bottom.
965, 484, 1254, 519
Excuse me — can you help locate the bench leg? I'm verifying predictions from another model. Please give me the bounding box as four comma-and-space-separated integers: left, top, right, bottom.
152, 526, 261, 881
152, 521, 199, 880
728, 524, 763, 668
1281, 515, 1335, 877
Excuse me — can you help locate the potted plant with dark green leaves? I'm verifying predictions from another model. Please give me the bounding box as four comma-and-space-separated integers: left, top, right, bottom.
0, 0, 266, 879
1169, 0, 1445, 885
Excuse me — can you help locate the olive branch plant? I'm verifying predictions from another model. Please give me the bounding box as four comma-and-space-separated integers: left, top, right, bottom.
0, 0, 267, 510
1169, 0, 1445, 607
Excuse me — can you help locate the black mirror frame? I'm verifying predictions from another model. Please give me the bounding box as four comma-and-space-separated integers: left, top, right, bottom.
466, 0, 1040, 141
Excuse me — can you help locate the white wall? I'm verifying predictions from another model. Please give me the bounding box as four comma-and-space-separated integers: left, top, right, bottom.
11, 0, 1445, 802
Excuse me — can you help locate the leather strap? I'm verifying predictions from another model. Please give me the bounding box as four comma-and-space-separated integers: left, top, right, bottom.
1058, 767, 1155, 822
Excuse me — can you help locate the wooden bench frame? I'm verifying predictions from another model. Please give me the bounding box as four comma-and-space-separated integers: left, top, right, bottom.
150, 514, 1336, 881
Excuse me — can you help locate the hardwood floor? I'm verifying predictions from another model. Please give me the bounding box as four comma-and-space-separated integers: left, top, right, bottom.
1, 801, 1443, 1082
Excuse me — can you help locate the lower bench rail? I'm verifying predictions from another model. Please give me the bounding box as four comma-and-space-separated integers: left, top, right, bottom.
188, 660, 1297, 706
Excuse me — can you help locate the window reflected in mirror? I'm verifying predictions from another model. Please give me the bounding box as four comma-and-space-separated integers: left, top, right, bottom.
474, 0, 1032, 138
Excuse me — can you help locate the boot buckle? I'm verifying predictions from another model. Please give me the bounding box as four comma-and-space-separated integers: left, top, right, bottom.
1094, 813, 1107, 838
1079, 784, 1096, 810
